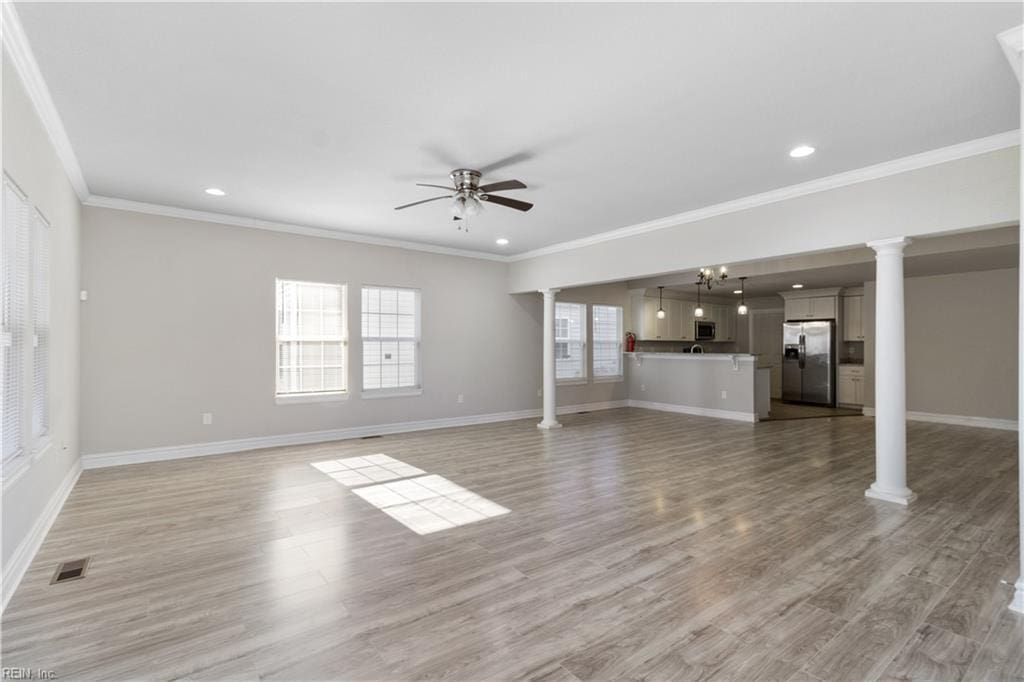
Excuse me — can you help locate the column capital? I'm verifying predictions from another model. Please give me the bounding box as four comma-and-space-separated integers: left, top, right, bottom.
867, 237, 911, 255
538, 288, 561, 296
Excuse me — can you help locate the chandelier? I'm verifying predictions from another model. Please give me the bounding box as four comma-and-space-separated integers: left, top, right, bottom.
696, 266, 728, 290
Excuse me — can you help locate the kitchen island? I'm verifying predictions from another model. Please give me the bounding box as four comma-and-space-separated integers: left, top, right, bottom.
625, 352, 771, 422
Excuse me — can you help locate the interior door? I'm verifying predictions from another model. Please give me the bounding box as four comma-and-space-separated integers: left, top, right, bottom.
801, 321, 834, 405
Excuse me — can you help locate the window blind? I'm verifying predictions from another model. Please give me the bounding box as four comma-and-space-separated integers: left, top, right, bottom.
361, 286, 419, 391
32, 210, 50, 440
3, 178, 29, 463
592, 305, 623, 378
275, 279, 346, 395
555, 302, 586, 380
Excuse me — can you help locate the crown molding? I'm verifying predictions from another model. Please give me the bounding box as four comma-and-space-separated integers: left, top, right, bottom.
83, 195, 510, 262
508, 130, 1021, 263
2, 1, 89, 201
997, 25, 1022, 83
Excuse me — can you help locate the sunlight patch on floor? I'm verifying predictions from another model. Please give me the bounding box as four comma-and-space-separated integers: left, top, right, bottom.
310, 457, 509, 534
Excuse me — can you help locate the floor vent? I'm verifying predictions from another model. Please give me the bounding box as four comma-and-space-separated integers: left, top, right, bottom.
361, 434, 383, 440
577, 411, 590, 414
51, 557, 89, 584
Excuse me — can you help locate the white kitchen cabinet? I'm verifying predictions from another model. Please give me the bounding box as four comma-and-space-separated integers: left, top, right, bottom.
719, 305, 736, 341
638, 296, 691, 340
843, 295, 865, 341
838, 364, 865, 406
664, 299, 683, 340
785, 295, 836, 321
679, 302, 695, 341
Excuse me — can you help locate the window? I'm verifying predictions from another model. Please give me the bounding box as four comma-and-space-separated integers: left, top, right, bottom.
275, 279, 346, 397
32, 211, 50, 439
555, 302, 586, 381
592, 305, 624, 379
361, 286, 420, 393
2, 177, 28, 463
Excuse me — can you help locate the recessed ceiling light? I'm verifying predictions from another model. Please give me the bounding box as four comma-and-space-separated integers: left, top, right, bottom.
204, 187, 226, 196
495, 238, 509, 246
792, 284, 804, 289
789, 145, 815, 158
732, 290, 743, 295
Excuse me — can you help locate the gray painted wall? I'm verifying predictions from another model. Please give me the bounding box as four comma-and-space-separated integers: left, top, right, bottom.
79, 207, 629, 456
863, 267, 1017, 420
2, 50, 82, 569
626, 355, 756, 415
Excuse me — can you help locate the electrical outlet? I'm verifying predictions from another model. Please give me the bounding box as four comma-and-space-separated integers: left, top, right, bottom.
641, 383, 646, 392
537, 388, 542, 397
721, 390, 728, 400
202, 412, 213, 425
457, 393, 464, 404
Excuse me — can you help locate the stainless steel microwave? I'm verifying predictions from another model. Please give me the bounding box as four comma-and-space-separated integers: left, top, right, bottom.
695, 320, 716, 341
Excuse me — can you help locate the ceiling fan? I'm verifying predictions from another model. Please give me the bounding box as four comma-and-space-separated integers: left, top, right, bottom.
394, 169, 533, 222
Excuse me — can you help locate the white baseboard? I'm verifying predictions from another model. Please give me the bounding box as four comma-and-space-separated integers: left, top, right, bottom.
2, 459, 82, 611
626, 399, 757, 423
82, 401, 631, 469
861, 407, 1017, 431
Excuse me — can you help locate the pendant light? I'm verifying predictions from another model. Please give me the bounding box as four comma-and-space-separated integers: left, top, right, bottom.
656, 286, 666, 319
694, 283, 704, 319
737, 276, 749, 316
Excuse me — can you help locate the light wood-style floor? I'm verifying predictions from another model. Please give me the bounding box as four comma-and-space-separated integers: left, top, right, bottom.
3, 408, 1021, 681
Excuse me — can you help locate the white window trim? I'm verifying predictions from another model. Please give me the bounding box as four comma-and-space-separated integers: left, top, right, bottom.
360, 284, 422, 395
555, 301, 588, 384
360, 387, 424, 400
275, 391, 350, 405
593, 375, 624, 384
274, 278, 349, 399
31, 208, 50, 444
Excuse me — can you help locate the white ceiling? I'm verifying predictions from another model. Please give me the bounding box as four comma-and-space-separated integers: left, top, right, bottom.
15, 2, 1021, 255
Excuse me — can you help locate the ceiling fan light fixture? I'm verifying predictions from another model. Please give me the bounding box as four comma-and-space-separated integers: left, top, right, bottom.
451, 194, 482, 219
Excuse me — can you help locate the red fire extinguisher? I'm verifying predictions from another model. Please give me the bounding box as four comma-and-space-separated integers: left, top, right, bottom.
625, 332, 636, 353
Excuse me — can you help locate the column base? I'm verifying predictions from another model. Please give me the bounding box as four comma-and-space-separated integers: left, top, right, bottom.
865, 483, 917, 506
537, 420, 562, 430
1010, 577, 1024, 614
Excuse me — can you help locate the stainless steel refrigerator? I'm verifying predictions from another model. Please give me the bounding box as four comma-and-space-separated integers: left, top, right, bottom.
782, 321, 836, 406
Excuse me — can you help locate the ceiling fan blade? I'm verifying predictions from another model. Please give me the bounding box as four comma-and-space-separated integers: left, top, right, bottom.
478, 179, 527, 193
483, 194, 533, 212
452, 216, 461, 221
478, 151, 534, 175
416, 183, 456, 192
394, 195, 452, 210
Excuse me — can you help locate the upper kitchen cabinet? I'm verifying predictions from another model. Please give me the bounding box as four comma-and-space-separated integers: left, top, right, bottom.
633, 292, 691, 340
843, 293, 865, 341
708, 303, 736, 341
781, 288, 840, 321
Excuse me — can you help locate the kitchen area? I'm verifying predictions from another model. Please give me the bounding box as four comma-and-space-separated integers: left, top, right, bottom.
623, 272, 869, 422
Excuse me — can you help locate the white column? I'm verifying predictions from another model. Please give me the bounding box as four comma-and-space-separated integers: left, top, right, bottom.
1014, 205, 1024, 612
865, 237, 916, 506
1013, 50, 1024, 613
538, 288, 562, 430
